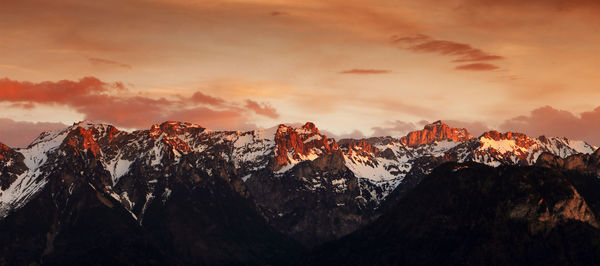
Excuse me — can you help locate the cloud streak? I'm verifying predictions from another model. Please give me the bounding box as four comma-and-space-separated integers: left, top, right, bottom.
189, 91, 226, 106
245, 100, 279, 119
391, 34, 503, 71
88, 57, 132, 69
339, 69, 391, 74
455, 63, 499, 71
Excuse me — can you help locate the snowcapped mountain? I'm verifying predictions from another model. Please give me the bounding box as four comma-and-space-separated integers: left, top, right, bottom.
446, 130, 596, 166
0, 119, 597, 251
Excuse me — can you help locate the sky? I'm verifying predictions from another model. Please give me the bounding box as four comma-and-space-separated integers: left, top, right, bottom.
1, 0, 599, 147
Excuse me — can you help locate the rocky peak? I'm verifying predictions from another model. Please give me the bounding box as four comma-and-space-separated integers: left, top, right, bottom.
271, 122, 339, 170
150, 121, 203, 138
63, 126, 101, 157
423, 120, 443, 129
67, 121, 120, 141
301, 122, 319, 134
400, 121, 471, 146
345, 140, 379, 156
90, 124, 120, 144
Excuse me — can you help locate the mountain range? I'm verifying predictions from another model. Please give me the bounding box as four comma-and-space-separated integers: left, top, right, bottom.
0, 120, 598, 265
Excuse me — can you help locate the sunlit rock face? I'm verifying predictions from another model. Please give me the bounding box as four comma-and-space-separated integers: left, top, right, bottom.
270, 122, 339, 172
399, 120, 472, 146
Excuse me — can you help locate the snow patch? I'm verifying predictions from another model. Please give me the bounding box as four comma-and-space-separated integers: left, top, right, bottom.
103, 157, 133, 185
19, 128, 69, 170
479, 137, 527, 154
242, 174, 252, 182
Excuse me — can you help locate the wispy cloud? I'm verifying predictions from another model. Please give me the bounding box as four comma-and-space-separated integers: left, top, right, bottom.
455, 63, 499, 71
88, 57, 132, 69
189, 91, 226, 106
245, 100, 279, 119
339, 69, 391, 74
269, 11, 287, 16
391, 34, 502, 71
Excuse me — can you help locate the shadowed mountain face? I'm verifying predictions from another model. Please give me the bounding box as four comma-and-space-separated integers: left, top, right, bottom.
536, 149, 600, 176
306, 162, 600, 266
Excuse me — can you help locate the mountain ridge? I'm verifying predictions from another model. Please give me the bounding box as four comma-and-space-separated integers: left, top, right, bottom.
0, 120, 596, 245
0, 119, 599, 264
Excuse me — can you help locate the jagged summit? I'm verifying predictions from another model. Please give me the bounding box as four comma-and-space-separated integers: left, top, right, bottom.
271, 121, 338, 171
150, 121, 204, 137
276, 122, 320, 134
400, 120, 472, 146
301, 122, 319, 133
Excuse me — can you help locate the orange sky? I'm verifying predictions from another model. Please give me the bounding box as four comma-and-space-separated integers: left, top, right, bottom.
1, 0, 599, 147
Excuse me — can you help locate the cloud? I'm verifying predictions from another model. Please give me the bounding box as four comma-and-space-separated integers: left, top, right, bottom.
0, 77, 280, 129
74, 95, 176, 128
391, 34, 502, 71
455, 63, 499, 71
245, 100, 279, 119
88, 57, 132, 69
189, 91, 226, 106
457, 0, 600, 13
269, 11, 287, 16
500, 105, 600, 146
0, 77, 109, 104
339, 69, 391, 74
0, 77, 166, 129
371, 120, 417, 137
0, 118, 67, 148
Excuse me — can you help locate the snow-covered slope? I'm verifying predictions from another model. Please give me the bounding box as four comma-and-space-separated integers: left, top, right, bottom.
0, 125, 72, 217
